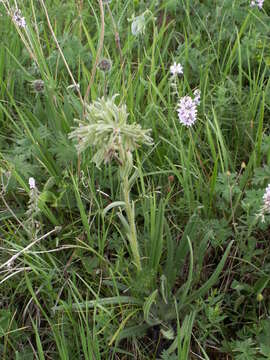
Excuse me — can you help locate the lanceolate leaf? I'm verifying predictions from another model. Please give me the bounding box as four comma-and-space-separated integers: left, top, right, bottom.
179, 240, 234, 309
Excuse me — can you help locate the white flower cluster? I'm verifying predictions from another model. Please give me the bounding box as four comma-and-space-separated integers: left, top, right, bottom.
250, 0, 264, 9
263, 184, 270, 212
258, 183, 270, 223
170, 62, 183, 77
12, 8, 26, 28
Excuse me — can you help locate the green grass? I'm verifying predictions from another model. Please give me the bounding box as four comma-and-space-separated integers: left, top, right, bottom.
1, 0, 270, 359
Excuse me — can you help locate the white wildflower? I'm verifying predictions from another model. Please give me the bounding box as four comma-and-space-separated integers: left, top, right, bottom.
12, 8, 26, 28
29, 177, 36, 189
263, 184, 270, 212
258, 183, 270, 222
170, 62, 183, 76
193, 89, 201, 105
250, 0, 264, 9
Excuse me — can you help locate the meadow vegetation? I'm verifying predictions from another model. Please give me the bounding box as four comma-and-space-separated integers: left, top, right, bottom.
0, 0, 270, 359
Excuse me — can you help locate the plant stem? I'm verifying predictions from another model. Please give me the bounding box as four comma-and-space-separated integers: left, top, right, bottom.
122, 174, 142, 272
119, 144, 141, 271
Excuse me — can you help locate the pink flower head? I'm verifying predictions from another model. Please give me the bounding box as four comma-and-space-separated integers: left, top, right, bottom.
177, 96, 198, 127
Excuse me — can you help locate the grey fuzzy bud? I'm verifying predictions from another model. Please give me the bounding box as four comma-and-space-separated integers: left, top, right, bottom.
32, 79, 44, 93
98, 58, 112, 72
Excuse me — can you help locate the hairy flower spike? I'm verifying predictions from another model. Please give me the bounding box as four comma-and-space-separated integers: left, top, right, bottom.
128, 10, 154, 36
69, 95, 153, 168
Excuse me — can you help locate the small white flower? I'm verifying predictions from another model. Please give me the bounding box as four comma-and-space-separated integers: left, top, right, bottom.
29, 177, 36, 189
193, 89, 201, 105
250, 0, 264, 9
12, 8, 26, 28
263, 184, 270, 212
170, 62, 183, 76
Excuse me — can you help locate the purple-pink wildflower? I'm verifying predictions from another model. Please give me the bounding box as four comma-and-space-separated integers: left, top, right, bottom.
177, 96, 198, 127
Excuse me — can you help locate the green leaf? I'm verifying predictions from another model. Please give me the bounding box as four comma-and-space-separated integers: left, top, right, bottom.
143, 289, 160, 326
52, 296, 143, 312
71, 173, 91, 244
103, 201, 126, 216
180, 241, 234, 309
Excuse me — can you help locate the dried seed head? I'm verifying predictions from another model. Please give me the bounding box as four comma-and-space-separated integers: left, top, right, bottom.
98, 58, 112, 72
32, 79, 44, 93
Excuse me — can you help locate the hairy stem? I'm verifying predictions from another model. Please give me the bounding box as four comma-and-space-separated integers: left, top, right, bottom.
119, 144, 141, 271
